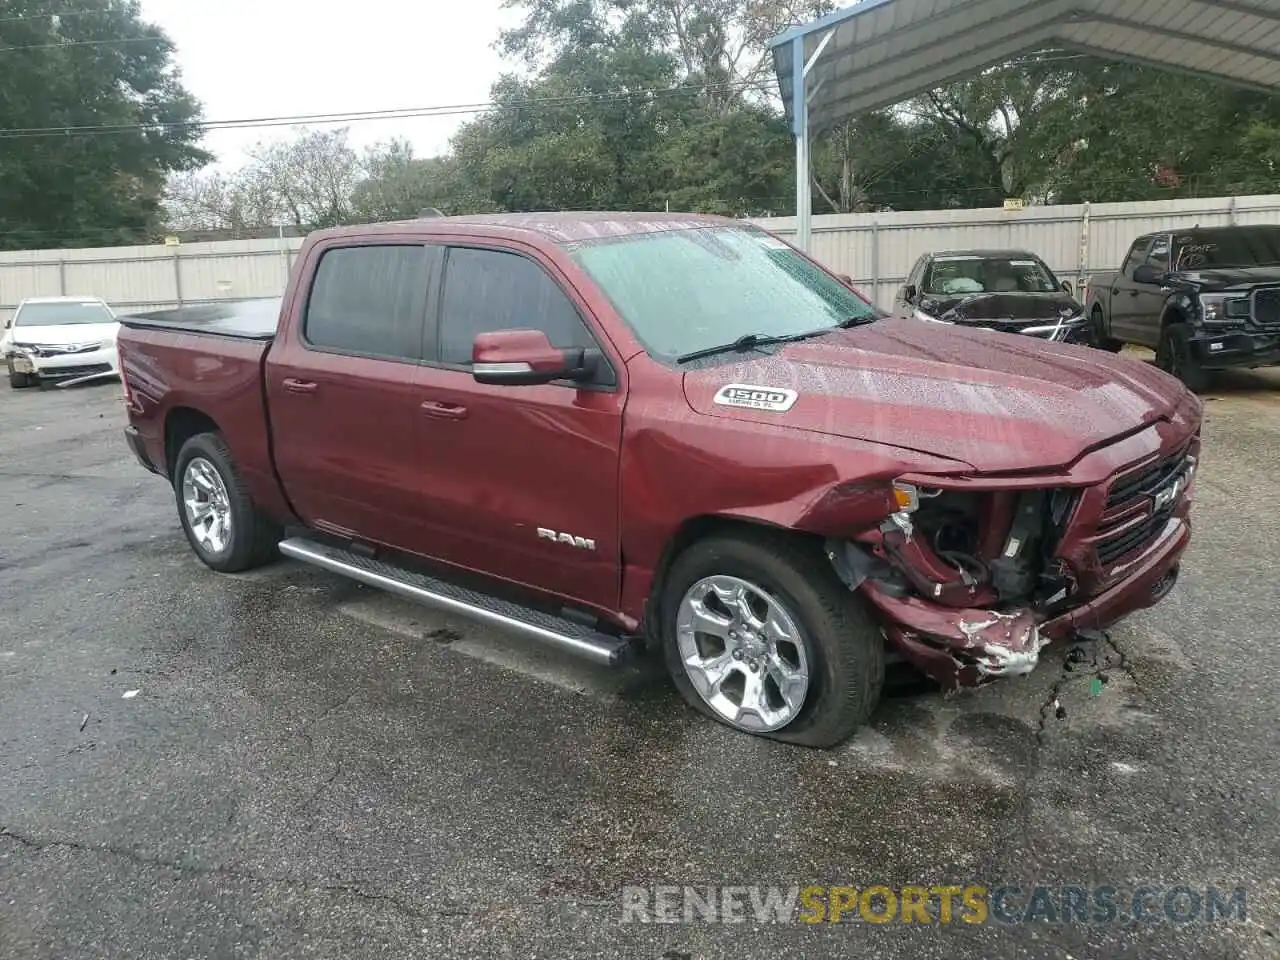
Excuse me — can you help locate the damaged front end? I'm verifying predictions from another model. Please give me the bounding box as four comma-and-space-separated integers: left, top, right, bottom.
826, 444, 1196, 690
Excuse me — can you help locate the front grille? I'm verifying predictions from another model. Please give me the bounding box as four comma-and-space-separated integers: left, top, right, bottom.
1097, 445, 1193, 565
41, 363, 112, 378
1105, 446, 1189, 511
1098, 502, 1177, 564
26, 342, 102, 357
1250, 287, 1280, 333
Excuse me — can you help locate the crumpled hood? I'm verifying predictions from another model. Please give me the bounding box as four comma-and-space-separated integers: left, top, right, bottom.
682, 318, 1190, 473
927, 291, 1081, 325
11, 321, 119, 348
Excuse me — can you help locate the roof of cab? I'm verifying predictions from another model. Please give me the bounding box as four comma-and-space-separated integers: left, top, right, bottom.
309, 211, 740, 246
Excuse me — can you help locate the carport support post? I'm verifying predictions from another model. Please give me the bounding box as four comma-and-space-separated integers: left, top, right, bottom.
792, 35, 811, 253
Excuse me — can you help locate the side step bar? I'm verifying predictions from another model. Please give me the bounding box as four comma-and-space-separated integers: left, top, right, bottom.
278, 537, 634, 666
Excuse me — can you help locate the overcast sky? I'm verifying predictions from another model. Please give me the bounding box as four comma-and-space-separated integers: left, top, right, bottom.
138, 0, 518, 168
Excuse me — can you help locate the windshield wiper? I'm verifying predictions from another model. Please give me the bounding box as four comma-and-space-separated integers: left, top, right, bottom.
675, 331, 821, 364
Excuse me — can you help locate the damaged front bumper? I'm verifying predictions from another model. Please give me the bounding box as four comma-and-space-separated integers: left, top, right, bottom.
860, 516, 1190, 691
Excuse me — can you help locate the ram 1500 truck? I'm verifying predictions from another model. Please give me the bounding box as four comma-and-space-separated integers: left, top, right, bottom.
1085, 225, 1280, 391
117, 213, 1201, 748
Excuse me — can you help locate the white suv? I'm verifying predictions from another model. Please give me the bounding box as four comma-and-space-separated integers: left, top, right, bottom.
2, 297, 120, 389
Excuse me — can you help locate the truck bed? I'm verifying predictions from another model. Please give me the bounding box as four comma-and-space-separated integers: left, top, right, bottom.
118, 297, 281, 341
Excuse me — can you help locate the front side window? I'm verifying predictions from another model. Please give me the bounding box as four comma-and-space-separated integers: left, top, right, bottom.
304, 245, 431, 360
15, 301, 114, 327
567, 225, 879, 359
438, 247, 595, 366
1123, 239, 1152, 276
1146, 235, 1171, 272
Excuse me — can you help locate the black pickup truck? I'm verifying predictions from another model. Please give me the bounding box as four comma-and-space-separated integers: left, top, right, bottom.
1085, 225, 1280, 391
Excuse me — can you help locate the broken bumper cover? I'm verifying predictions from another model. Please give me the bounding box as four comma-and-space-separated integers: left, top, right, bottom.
862, 516, 1191, 691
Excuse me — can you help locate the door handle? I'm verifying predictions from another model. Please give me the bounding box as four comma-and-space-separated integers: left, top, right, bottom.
420, 399, 468, 420
283, 378, 317, 394
1129, 290, 1140, 297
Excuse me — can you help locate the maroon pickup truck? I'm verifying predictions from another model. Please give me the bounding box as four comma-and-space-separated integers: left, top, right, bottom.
117, 213, 1201, 747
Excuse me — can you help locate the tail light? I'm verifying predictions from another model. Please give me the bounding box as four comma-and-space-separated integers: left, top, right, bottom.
116, 339, 133, 408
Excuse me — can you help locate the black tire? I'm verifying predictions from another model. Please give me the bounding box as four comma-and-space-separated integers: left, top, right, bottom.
172, 431, 280, 572
1156, 322, 1210, 393
1090, 306, 1124, 352
659, 530, 884, 748
6, 357, 33, 388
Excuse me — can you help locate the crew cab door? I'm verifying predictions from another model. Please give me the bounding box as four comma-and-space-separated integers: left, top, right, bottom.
1128, 233, 1172, 348
412, 242, 624, 613
266, 241, 439, 548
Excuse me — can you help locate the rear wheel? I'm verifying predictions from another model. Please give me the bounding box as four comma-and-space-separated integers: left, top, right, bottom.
173, 431, 280, 572
1090, 306, 1124, 352
660, 530, 884, 748
1156, 322, 1210, 393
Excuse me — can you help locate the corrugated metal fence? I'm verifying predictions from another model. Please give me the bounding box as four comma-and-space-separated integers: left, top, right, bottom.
0, 236, 304, 325
3, 194, 1278, 322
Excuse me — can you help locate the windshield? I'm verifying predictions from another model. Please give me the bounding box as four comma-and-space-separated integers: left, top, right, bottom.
15, 301, 114, 327
567, 226, 879, 358
923, 256, 1059, 296
1173, 230, 1280, 270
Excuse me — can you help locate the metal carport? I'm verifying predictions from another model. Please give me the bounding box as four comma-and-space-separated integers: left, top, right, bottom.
770, 0, 1280, 251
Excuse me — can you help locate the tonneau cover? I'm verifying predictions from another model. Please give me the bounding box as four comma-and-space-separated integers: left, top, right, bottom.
119, 297, 281, 341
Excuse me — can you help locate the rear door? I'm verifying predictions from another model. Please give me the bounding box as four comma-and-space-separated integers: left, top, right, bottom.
266, 241, 439, 548
412, 242, 625, 612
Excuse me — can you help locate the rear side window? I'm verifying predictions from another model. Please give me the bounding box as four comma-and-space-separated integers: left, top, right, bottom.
305, 245, 430, 360
438, 247, 594, 365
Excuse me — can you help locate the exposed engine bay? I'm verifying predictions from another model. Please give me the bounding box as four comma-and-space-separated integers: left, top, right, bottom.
826, 486, 1085, 690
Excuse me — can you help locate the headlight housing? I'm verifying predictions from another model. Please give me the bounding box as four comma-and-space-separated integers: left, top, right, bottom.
1200, 294, 1250, 323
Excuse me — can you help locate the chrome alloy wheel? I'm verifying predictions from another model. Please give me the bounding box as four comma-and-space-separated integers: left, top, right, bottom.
675, 575, 811, 732
182, 457, 233, 554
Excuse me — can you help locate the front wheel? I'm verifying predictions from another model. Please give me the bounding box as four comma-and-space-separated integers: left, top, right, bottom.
1156, 323, 1210, 393
660, 531, 884, 748
6, 357, 34, 388
173, 431, 280, 572
1090, 307, 1124, 352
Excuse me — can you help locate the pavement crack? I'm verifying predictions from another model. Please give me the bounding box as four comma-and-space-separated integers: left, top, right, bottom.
0, 826, 427, 920
1035, 658, 1074, 745
1097, 629, 1146, 697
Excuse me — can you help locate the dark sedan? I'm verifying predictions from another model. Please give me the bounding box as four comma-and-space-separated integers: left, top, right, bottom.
895, 249, 1091, 344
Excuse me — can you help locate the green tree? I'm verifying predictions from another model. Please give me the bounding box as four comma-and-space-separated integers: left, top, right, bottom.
0, 0, 208, 249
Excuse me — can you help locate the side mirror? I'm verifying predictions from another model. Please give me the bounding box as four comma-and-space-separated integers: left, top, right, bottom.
472, 329, 590, 386
1060, 279, 1073, 294
899, 283, 917, 303
1132, 264, 1165, 285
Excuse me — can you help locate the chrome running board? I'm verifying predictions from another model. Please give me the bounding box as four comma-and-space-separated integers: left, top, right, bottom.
278, 537, 633, 666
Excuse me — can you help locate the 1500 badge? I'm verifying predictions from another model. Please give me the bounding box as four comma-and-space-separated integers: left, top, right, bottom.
713, 384, 799, 412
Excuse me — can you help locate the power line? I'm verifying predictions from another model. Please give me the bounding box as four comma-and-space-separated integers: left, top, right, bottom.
0, 33, 166, 54
0, 79, 777, 139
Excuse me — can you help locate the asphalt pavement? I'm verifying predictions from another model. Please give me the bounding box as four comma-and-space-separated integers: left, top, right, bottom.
1, 365, 1278, 960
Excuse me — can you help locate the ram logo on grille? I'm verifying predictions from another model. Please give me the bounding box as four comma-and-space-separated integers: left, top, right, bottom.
1152, 475, 1183, 511
713, 384, 799, 412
